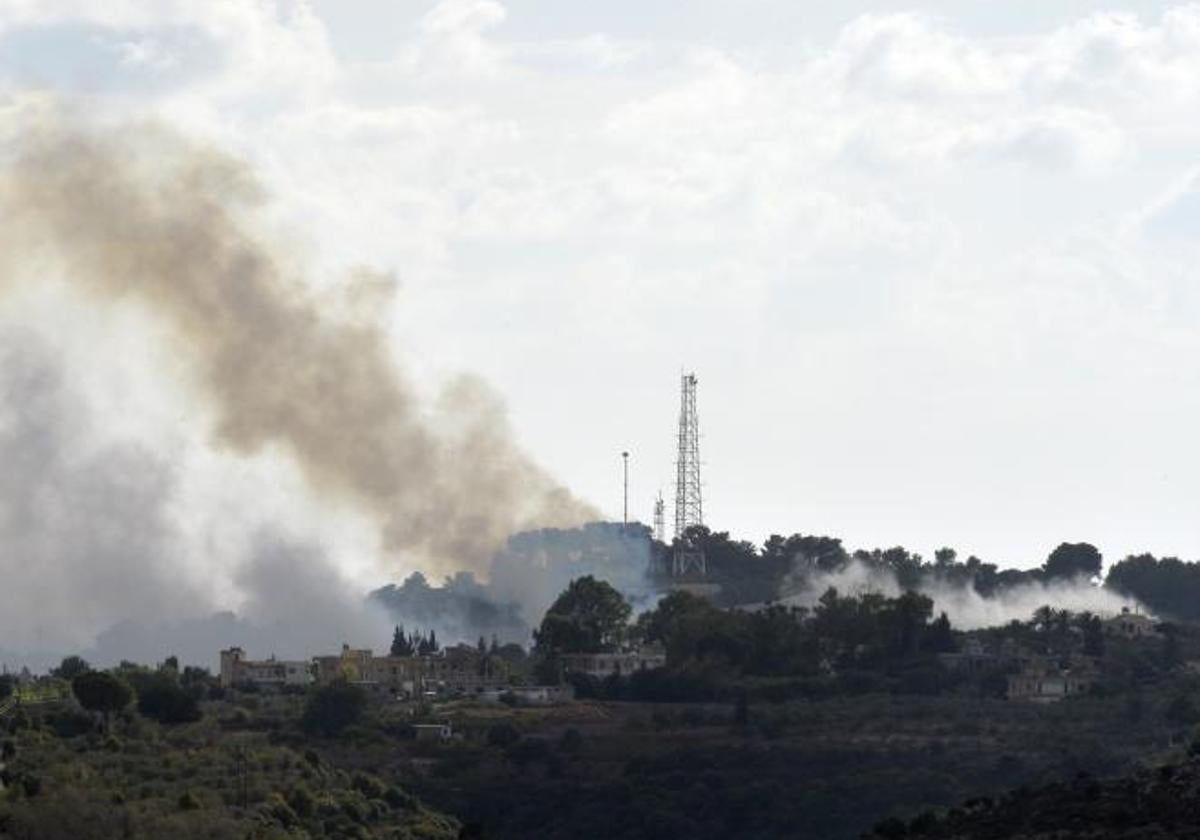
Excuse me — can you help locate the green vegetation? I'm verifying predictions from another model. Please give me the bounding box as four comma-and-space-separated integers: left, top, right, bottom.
301, 681, 367, 736
534, 575, 631, 654
0, 668, 457, 839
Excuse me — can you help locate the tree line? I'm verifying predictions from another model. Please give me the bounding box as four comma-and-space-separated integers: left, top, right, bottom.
664, 525, 1200, 623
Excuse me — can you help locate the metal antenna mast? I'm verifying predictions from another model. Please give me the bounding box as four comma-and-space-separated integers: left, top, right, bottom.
672, 372, 706, 577
674, 373, 702, 538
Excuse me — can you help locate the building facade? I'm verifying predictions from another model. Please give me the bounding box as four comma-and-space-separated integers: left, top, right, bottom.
559, 646, 667, 680
219, 648, 312, 689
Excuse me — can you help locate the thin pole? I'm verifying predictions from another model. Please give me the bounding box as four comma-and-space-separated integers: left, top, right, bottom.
622, 451, 629, 528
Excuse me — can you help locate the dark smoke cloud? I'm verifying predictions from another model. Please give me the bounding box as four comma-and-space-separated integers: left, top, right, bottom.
0, 115, 595, 574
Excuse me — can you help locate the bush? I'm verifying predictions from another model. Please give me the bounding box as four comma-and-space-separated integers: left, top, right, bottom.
559, 727, 584, 753
72, 671, 134, 722
47, 708, 95, 738
487, 723, 520, 748
384, 786, 418, 811
137, 681, 202, 725
288, 783, 316, 818
301, 682, 367, 736
351, 772, 386, 800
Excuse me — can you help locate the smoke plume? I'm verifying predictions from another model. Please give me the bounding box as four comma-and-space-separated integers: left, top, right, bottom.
0, 115, 594, 573
781, 560, 1145, 629
0, 330, 397, 670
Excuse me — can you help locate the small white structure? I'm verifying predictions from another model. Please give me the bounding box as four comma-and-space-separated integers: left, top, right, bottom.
505, 685, 575, 706
413, 723, 453, 742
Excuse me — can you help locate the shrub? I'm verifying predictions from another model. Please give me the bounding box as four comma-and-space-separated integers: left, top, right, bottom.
288, 783, 316, 818
559, 727, 583, 753
178, 791, 201, 811
351, 772, 386, 800
72, 671, 134, 722
138, 681, 201, 725
301, 682, 367, 736
384, 786, 418, 811
487, 723, 520, 748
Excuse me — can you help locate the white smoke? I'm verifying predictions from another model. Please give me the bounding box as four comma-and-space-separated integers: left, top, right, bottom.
780, 560, 1145, 629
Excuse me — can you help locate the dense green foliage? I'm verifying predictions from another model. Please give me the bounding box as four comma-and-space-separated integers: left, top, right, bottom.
1108, 553, 1200, 622
0, 693, 457, 839
301, 681, 367, 736
534, 575, 631, 654
1043, 542, 1103, 580
71, 671, 132, 720
52, 656, 91, 682
136, 680, 201, 725
574, 588, 957, 702
866, 754, 1200, 839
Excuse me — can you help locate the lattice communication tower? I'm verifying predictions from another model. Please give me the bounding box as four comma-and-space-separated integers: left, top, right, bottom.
672, 373, 706, 577
674, 373, 702, 537
653, 493, 666, 543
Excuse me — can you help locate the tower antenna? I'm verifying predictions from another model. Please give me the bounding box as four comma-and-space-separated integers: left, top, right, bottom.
672, 372, 706, 576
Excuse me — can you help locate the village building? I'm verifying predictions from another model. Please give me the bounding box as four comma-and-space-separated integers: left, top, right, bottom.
559, 646, 667, 680
305, 643, 512, 696
938, 637, 998, 673
1104, 608, 1158, 640
312, 645, 375, 685
1006, 658, 1094, 703
219, 648, 312, 689
365, 655, 425, 696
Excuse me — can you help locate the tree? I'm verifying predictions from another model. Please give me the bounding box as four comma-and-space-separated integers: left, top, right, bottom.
54, 655, 91, 681
1043, 543, 1102, 580
934, 547, 958, 568
1077, 612, 1105, 657
534, 576, 632, 654
390, 625, 414, 657
137, 679, 201, 724
1107, 554, 1200, 622
0, 674, 13, 700
301, 681, 367, 736
923, 612, 956, 654
71, 671, 133, 729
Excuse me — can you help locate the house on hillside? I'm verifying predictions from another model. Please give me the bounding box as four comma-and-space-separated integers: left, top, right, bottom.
560, 646, 667, 680
938, 637, 998, 673
312, 644, 375, 685
1007, 658, 1094, 703
219, 648, 311, 689
1104, 608, 1158, 640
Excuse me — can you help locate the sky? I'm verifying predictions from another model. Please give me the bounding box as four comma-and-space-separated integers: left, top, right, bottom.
3, 0, 1200, 605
